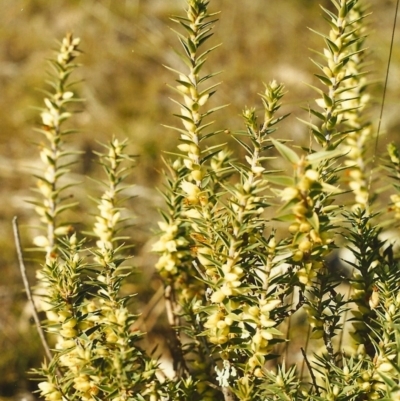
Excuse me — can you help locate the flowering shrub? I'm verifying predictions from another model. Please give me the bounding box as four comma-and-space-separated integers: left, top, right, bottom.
16, 0, 400, 400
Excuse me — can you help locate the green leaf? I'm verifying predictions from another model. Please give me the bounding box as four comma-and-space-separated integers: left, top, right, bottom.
307, 212, 320, 232
55, 202, 80, 216
320, 182, 341, 194
303, 80, 324, 96
271, 139, 300, 165
266, 175, 294, 187
314, 73, 333, 86
197, 43, 222, 63
306, 148, 343, 164
325, 37, 339, 54
273, 213, 296, 222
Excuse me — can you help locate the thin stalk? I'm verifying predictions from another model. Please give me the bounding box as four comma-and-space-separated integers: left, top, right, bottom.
164, 284, 189, 377
301, 347, 320, 397
13, 216, 53, 363
373, 0, 399, 162
222, 387, 236, 401
300, 324, 312, 382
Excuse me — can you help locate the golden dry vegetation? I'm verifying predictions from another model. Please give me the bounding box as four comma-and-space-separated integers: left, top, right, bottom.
0, 1, 399, 399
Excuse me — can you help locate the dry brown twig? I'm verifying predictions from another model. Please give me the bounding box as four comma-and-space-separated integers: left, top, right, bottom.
12, 216, 53, 363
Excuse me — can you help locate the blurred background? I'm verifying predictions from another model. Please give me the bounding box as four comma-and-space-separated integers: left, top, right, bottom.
0, 0, 399, 399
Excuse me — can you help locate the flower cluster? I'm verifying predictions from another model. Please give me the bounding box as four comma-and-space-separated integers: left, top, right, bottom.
93, 138, 128, 253
33, 33, 81, 262
27, 1, 400, 401
38, 380, 63, 401
153, 221, 186, 275
36, 139, 164, 400
152, 158, 204, 305
339, 4, 372, 211
32, 34, 165, 401
186, 83, 288, 388
201, 296, 282, 367
273, 144, 338, 287
36, 235, 97, 401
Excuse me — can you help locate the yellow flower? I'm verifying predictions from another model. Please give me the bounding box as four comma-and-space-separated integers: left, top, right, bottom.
74, 375, 91, 392
280, 187, 299, 202
181, 180, 201, 203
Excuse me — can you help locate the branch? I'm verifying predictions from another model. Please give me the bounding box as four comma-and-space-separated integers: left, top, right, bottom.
164, 284, 190, 377
222, 386, 236, 401
323, 320, 335, 362
12, 216, 53, 363
131, 284, 164, 331
203, 381, 236, 401
301, 347, 320, 397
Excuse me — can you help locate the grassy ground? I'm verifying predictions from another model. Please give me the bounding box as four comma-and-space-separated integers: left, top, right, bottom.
0, 0, 399, 398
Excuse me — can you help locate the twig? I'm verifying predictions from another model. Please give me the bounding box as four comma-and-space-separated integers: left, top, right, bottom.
204, 381, 236, 401
164, 284, 179, 327
192, 260, 207, 280
131, 284, 164, 331
338, 270, 354, 353
204, 381, 220, 390
284, 291, 294, 363
370, 0, 400, 192
164, 284, 189, 377
301, 347, 320, 397
323, 320, 335, 363
12, 216, 53, 362
222, 387, 236, 401
300, 324, 311, 381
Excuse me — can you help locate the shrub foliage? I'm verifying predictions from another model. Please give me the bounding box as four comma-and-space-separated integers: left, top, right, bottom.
18, 0, 400, 400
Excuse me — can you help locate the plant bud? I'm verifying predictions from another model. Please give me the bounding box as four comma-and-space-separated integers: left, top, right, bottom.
191, 169, 203, 181
292, 250, 304, 262
293, 203, 307, 216
248, 306, 259, 316
276, 375, 284, 387
62, 318, 77, 329
177, 143, 191, 153
333, 385, 339, 396
298, 239, 312, 252
369, 290, 379, 309
281, 187, 299, 202
211, 290, 226, 303
299, 222, 311, 233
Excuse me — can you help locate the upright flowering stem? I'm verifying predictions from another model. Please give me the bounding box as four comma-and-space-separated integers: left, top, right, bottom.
36, 235, 91, 401
305, 0, 362, 150
33, 33, 81, 262
30, 33, 82, 340
91, 139, 162, 401
189, 83, 289, 399
157, 0, 222, 296
93, 138, 129, 253
154, 0, 226, 393
292, 0, 368, 363
340, 3, 372, 212
343, 210, 400, 399
272, 140, 342, 349
169, 0, 222, 185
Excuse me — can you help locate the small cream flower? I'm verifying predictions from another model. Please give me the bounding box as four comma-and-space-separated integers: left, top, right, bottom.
181, 180, 201, 203
280, 187, 299, 202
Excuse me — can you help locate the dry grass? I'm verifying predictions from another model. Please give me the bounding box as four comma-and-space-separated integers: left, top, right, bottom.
0, 1, 399, 398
